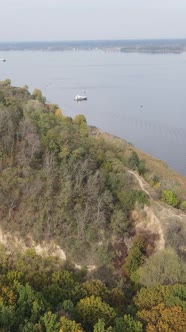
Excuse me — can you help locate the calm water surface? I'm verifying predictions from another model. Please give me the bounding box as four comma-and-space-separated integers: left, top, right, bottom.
0, 50, 186, 176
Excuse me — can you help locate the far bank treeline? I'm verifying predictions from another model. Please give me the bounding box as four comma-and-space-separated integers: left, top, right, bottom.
0, 79, 186, 332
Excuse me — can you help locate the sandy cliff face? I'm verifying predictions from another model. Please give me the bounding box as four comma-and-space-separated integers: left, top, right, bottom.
0, 227, 66, 260
0, 190, 185, 267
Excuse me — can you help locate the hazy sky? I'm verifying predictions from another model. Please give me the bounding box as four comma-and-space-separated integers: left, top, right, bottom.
1, 0, 186, 41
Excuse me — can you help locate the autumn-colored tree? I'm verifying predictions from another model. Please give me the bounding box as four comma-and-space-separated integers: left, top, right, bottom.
134, 284, 186, 312
0, 285, 16, 305
138, 304, 186, 332
76, 295, 116, 330
134, 285, 170, 310
32, 88, 46, 103
73, 114, 87, 126
60, 316, 84, 332
82, 279, 109, 300
55, 108, 63, 117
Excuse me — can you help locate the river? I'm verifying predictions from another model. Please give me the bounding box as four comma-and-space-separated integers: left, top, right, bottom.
0, 50, 186, 176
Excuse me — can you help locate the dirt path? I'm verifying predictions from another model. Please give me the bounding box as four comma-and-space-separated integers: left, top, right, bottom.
128, 170, 186, 220
128, 170, 152, 198
127, 170, 186, 251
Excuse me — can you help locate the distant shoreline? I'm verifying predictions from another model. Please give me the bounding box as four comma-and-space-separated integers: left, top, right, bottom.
0, 39, 186, 53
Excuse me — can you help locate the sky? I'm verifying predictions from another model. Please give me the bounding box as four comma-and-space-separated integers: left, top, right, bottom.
0, 0, 186, 41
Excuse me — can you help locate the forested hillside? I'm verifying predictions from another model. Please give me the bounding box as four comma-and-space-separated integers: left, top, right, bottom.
0, 80, 186, 331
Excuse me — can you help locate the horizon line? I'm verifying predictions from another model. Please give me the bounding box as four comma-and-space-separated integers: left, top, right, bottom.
1, 38, 186, 43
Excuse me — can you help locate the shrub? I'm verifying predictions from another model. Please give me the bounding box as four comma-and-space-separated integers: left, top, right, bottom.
161, 190, 180, 207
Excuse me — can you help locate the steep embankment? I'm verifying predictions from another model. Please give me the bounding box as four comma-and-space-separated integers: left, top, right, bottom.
0, 80, 186, 272
128, 170, 186, 253
0, 167, 185, 268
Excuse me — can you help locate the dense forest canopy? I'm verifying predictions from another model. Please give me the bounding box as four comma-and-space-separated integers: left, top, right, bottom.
0, 80, 186, 331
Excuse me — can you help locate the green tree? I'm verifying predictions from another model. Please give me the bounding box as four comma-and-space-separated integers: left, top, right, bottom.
124, 237, 146, 279
113, 315, 143, 332
21, 321, 38, 332
15, 283, 45, 325
93, 319, 112, 332
40, 311, 60, 332
118, 190, 149, 212
128, 151, 140, 170
0, 302, 16, 331
165, 284, 186, 311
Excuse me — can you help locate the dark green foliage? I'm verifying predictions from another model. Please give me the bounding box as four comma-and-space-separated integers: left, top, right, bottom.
128, 151, 140, 170
117, 190, 149, 212
128, 151, 147, 175
137, 160, 147, 176
164, 285, 186, 311
44, 270, 86, 306
124, 237, 146, 278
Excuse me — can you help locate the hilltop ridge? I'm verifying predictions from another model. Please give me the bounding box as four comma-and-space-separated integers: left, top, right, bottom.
0, 79, 186, 267
0, 79, 186, 331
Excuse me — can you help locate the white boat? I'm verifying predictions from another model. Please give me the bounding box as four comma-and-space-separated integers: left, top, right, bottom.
74, 95, 87, 101
0, 58, 6, 62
